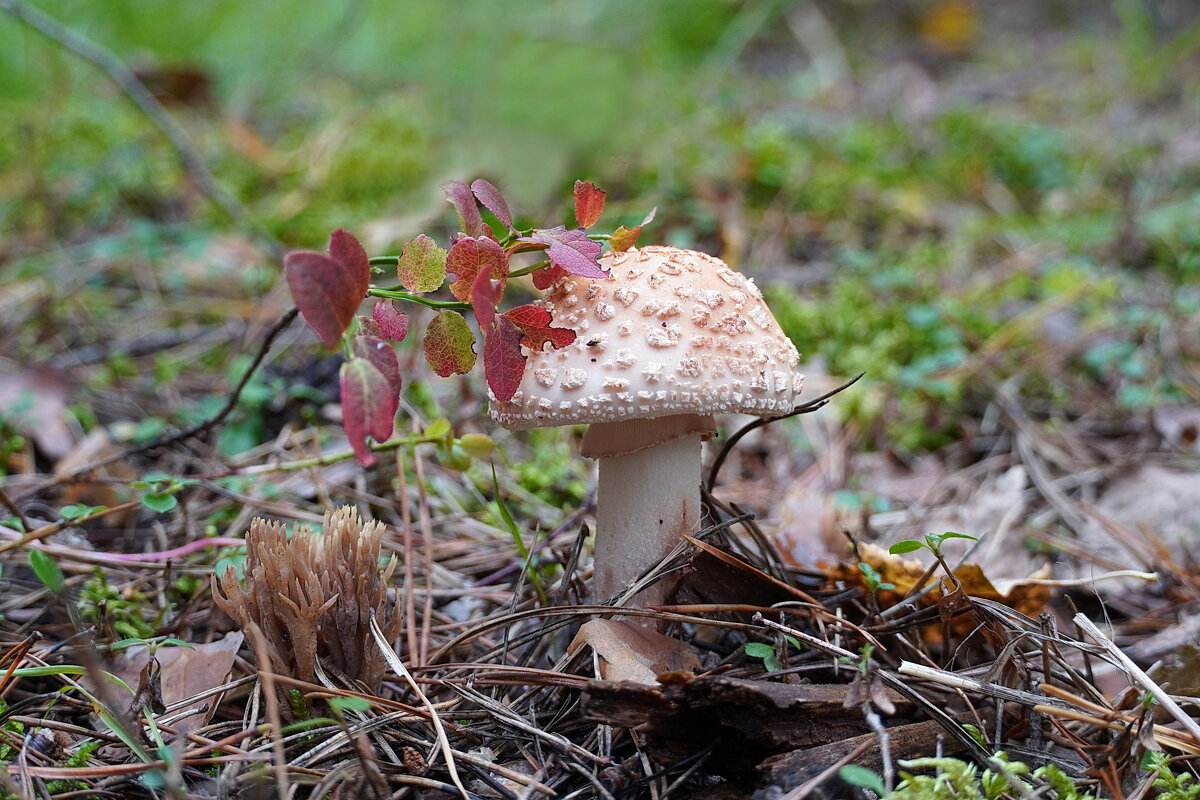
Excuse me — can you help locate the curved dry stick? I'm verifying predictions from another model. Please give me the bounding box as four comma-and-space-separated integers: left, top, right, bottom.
705, 371, 865, 493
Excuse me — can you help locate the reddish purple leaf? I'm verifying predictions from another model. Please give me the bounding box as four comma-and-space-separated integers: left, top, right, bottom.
443, 180, 483, 237
354, 334, 402, 394
522, 226, 607, 278
470, 179, 514, 229
285, 251, 363, 349
447, 235, 507, 302
573, 180, 606, 229
340, 356, 398, 466
328, 229, 370, 295
531, 264, 568, 290
396, 234, 447, 293
423, 311, 477, 377
284, 229, 371, 350
372, 300, 409, 343
503, 304, 577, 352
471, 263, 504, 330
484, 315, 526, 402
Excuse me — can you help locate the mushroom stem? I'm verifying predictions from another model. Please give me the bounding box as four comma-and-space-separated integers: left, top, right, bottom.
585, 417, 710, 607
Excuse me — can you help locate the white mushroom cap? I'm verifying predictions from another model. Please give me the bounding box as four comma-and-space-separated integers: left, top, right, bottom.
489, 246, 805, 431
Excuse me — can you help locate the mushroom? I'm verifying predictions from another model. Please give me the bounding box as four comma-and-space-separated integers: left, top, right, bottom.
490, 246, 804, 607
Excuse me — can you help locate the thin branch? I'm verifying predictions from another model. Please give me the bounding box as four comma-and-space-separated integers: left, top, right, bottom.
706, 372, 865, 492
0, 0, 253, 234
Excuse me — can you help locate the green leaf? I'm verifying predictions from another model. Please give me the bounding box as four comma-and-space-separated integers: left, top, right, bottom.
141, 493, 178, 514
60, 504, 106, 521
839, 765, 886, 795
396, 234, 447, 293
744, 642, 774, 659
110, 638, 151, 651
423, 311, 477, 377
424, 418, 452, 438
889, 540, 925, 555
934, 531, 978, 543
29, 549, 64, 593
859, 562, 895, 591
160, 637, 195, 650
458, 433, 494, 460
327, 695, 373, 714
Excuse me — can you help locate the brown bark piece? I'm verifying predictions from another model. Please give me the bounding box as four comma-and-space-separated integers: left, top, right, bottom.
582, 673, 915, 770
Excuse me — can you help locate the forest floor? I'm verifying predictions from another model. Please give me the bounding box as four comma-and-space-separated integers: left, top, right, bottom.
2, 2, 1200, 798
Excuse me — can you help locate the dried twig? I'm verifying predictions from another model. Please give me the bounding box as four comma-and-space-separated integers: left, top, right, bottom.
0, 0, 253, 230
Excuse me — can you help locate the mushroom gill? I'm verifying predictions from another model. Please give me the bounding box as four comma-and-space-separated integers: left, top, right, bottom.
213, 506, 402, 708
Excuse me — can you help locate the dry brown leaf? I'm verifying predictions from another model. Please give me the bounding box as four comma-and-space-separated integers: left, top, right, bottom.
0, 364, 75, 460
1077, 465, 1200, 585
108, 633, 243, 736
569, 619, 701, 685
54, 428, 138, 520
831, 542, 1053, 622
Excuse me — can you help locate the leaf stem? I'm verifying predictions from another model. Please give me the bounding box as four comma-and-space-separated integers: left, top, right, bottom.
369, 288, 472, 311
368, 255, 399, 266
506, 259, 551, 279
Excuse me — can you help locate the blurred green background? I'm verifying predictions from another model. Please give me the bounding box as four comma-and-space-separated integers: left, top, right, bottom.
3, 0, 1200, 456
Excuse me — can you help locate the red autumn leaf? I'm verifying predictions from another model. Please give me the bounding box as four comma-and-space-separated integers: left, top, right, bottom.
328, 228, 370, 289
340, 356, 398, 466
531, 263, 567, 290
358, 315, 383, 338
471, 263, 504, 330
573, 180, 606, 228
285, 250, 366, 350
470, 178, 514, 229
423, 310, 477, 377
353, 334, 403, 396
443, 179, 483, 237
503, 304, 576, 352
609, 206, 657, 252
483, 315, 526, 402
522, 226, 607, 279
396, 234, 447, 293
447, 235, 507, 302
371, 300, 409, 343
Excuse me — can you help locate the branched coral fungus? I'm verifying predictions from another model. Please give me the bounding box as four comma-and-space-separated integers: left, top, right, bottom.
213, 506, 402, 697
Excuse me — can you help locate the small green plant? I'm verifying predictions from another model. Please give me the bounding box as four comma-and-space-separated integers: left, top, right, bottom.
839, 764, 886, 796
109, 635, 194, 656
28, 549, 64, 594
859, 561, 896, 593
1147, 751, 1200, 800
131, 473, 193, 514
79, 568, 158, 640
744, 641, 781, 673
745, 634, 801, 673
890, 531, 977, 589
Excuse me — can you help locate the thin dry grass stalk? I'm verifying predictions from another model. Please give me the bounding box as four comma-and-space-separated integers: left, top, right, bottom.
213, 506, 402, 703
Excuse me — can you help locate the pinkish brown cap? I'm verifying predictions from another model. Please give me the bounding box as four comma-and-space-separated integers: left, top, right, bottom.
489, 245, 804, 430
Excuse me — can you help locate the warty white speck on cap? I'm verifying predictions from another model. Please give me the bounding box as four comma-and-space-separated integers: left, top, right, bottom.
489, 245, 805, 430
